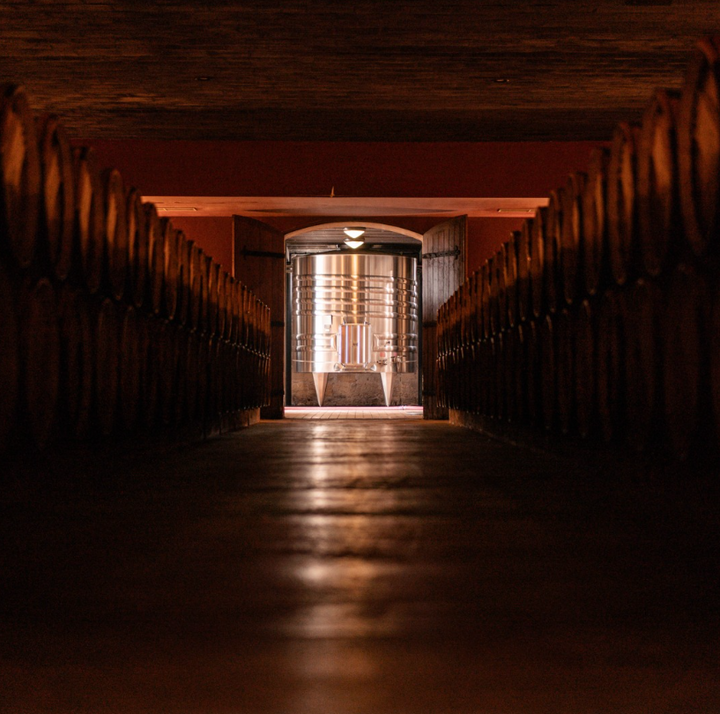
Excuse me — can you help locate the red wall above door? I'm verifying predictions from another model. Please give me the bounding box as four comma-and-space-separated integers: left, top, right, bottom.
81, 140, 599, 199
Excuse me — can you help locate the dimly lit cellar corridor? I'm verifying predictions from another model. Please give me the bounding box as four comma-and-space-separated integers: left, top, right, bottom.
3, 419, 719, 713
3, 2, 720, 712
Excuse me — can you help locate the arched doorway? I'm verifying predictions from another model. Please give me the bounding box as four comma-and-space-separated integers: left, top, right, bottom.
285, 223, 423, 410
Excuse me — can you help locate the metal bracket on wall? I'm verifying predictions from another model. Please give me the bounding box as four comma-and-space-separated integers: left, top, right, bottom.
421, 246, 461, 260
240, 246, 286, 260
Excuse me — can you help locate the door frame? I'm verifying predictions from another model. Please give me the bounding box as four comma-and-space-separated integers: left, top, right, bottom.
283, 222, 424, 409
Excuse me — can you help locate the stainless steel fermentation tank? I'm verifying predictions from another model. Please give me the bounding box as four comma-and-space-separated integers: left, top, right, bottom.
292, 253, 419, 406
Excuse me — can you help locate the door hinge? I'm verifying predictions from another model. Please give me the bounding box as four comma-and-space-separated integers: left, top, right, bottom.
422, 246, 461, 260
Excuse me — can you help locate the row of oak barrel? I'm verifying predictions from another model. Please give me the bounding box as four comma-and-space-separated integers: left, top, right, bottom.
0, 83, 271, 451
437, 36, 720, 459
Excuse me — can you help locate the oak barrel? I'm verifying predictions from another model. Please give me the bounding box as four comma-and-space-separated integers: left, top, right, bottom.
582, 147, 611, 296
72, 147, 104, 294
57, 287, 93, 439
0, 84, 40, 268
189, 243, 205, 332
496, 244, 509, 332
173, 328, 190, 426
195, 332, 209, 424
95, 297, 120, 436
206, 336, 221, 428
469, 269, 480, 346
596, 288, 625, 443
144, 203, 164, 316
624, 278, 662, 451
160, 217, 179, 321
709, 285, 720, 444
517, 219, 532, 323
185, 331, 200, 422
0, 264, 19, 449
118, 305, 141, 432
530, 206, 548, 319
20, 278, 60, 447
490, 253, 501, 336
125, 188, 148, 310
476, 339, 489, 417
139, 315, 159, 429
555, 308, 575, 436
37, 115, 74, 280
561, 172, 587, 306
159, 322, 177, 426
176, 229, 191, 327
217, 270, 229, 340
677, 36, 720, 257
102, 168, 128, 301
503, 327, 517, 422
504, 233, 519, 328
201, 254, 213, 334
607, 122, 641, 286
226, 276, 238, 344
637, 89, 682, 277
574, 299, 596, 440
545, 188, 564, 314
662, 264, 707, 459
539, 313, 556, 433
513, 324, 527, 424
488, 335, 499, 420
481, 261, 491, 340
525, 319, 541, 427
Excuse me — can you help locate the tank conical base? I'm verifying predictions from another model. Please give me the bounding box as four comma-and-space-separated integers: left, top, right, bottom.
380, 372, 394, 407
312, 372, 328, 407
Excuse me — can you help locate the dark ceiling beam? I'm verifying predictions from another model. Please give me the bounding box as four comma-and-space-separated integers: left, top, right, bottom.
1, 1, 718, 141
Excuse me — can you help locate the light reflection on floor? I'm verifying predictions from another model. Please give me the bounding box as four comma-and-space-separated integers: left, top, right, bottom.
284, 406, 423, 420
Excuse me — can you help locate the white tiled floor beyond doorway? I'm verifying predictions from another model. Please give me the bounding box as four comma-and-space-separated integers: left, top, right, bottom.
283, 406, 424, 420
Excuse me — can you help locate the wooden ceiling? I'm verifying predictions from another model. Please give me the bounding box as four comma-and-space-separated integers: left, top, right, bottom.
3, 1, 719, 142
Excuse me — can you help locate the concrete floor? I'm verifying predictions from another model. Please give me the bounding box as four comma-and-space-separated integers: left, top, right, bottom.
1, 419, 718, 713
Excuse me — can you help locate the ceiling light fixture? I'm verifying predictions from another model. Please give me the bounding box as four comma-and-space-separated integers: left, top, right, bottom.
343, 227, 365, 249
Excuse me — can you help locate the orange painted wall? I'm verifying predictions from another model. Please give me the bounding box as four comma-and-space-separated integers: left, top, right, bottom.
467, 217, 525, 274
169, 217, 233, 273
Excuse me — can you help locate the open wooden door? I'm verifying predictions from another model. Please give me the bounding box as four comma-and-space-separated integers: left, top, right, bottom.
233, 216, 285, 419
422, 216, 466, 419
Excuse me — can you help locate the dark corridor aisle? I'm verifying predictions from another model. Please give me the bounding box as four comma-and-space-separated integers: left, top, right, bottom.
1, 420, 718, 713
